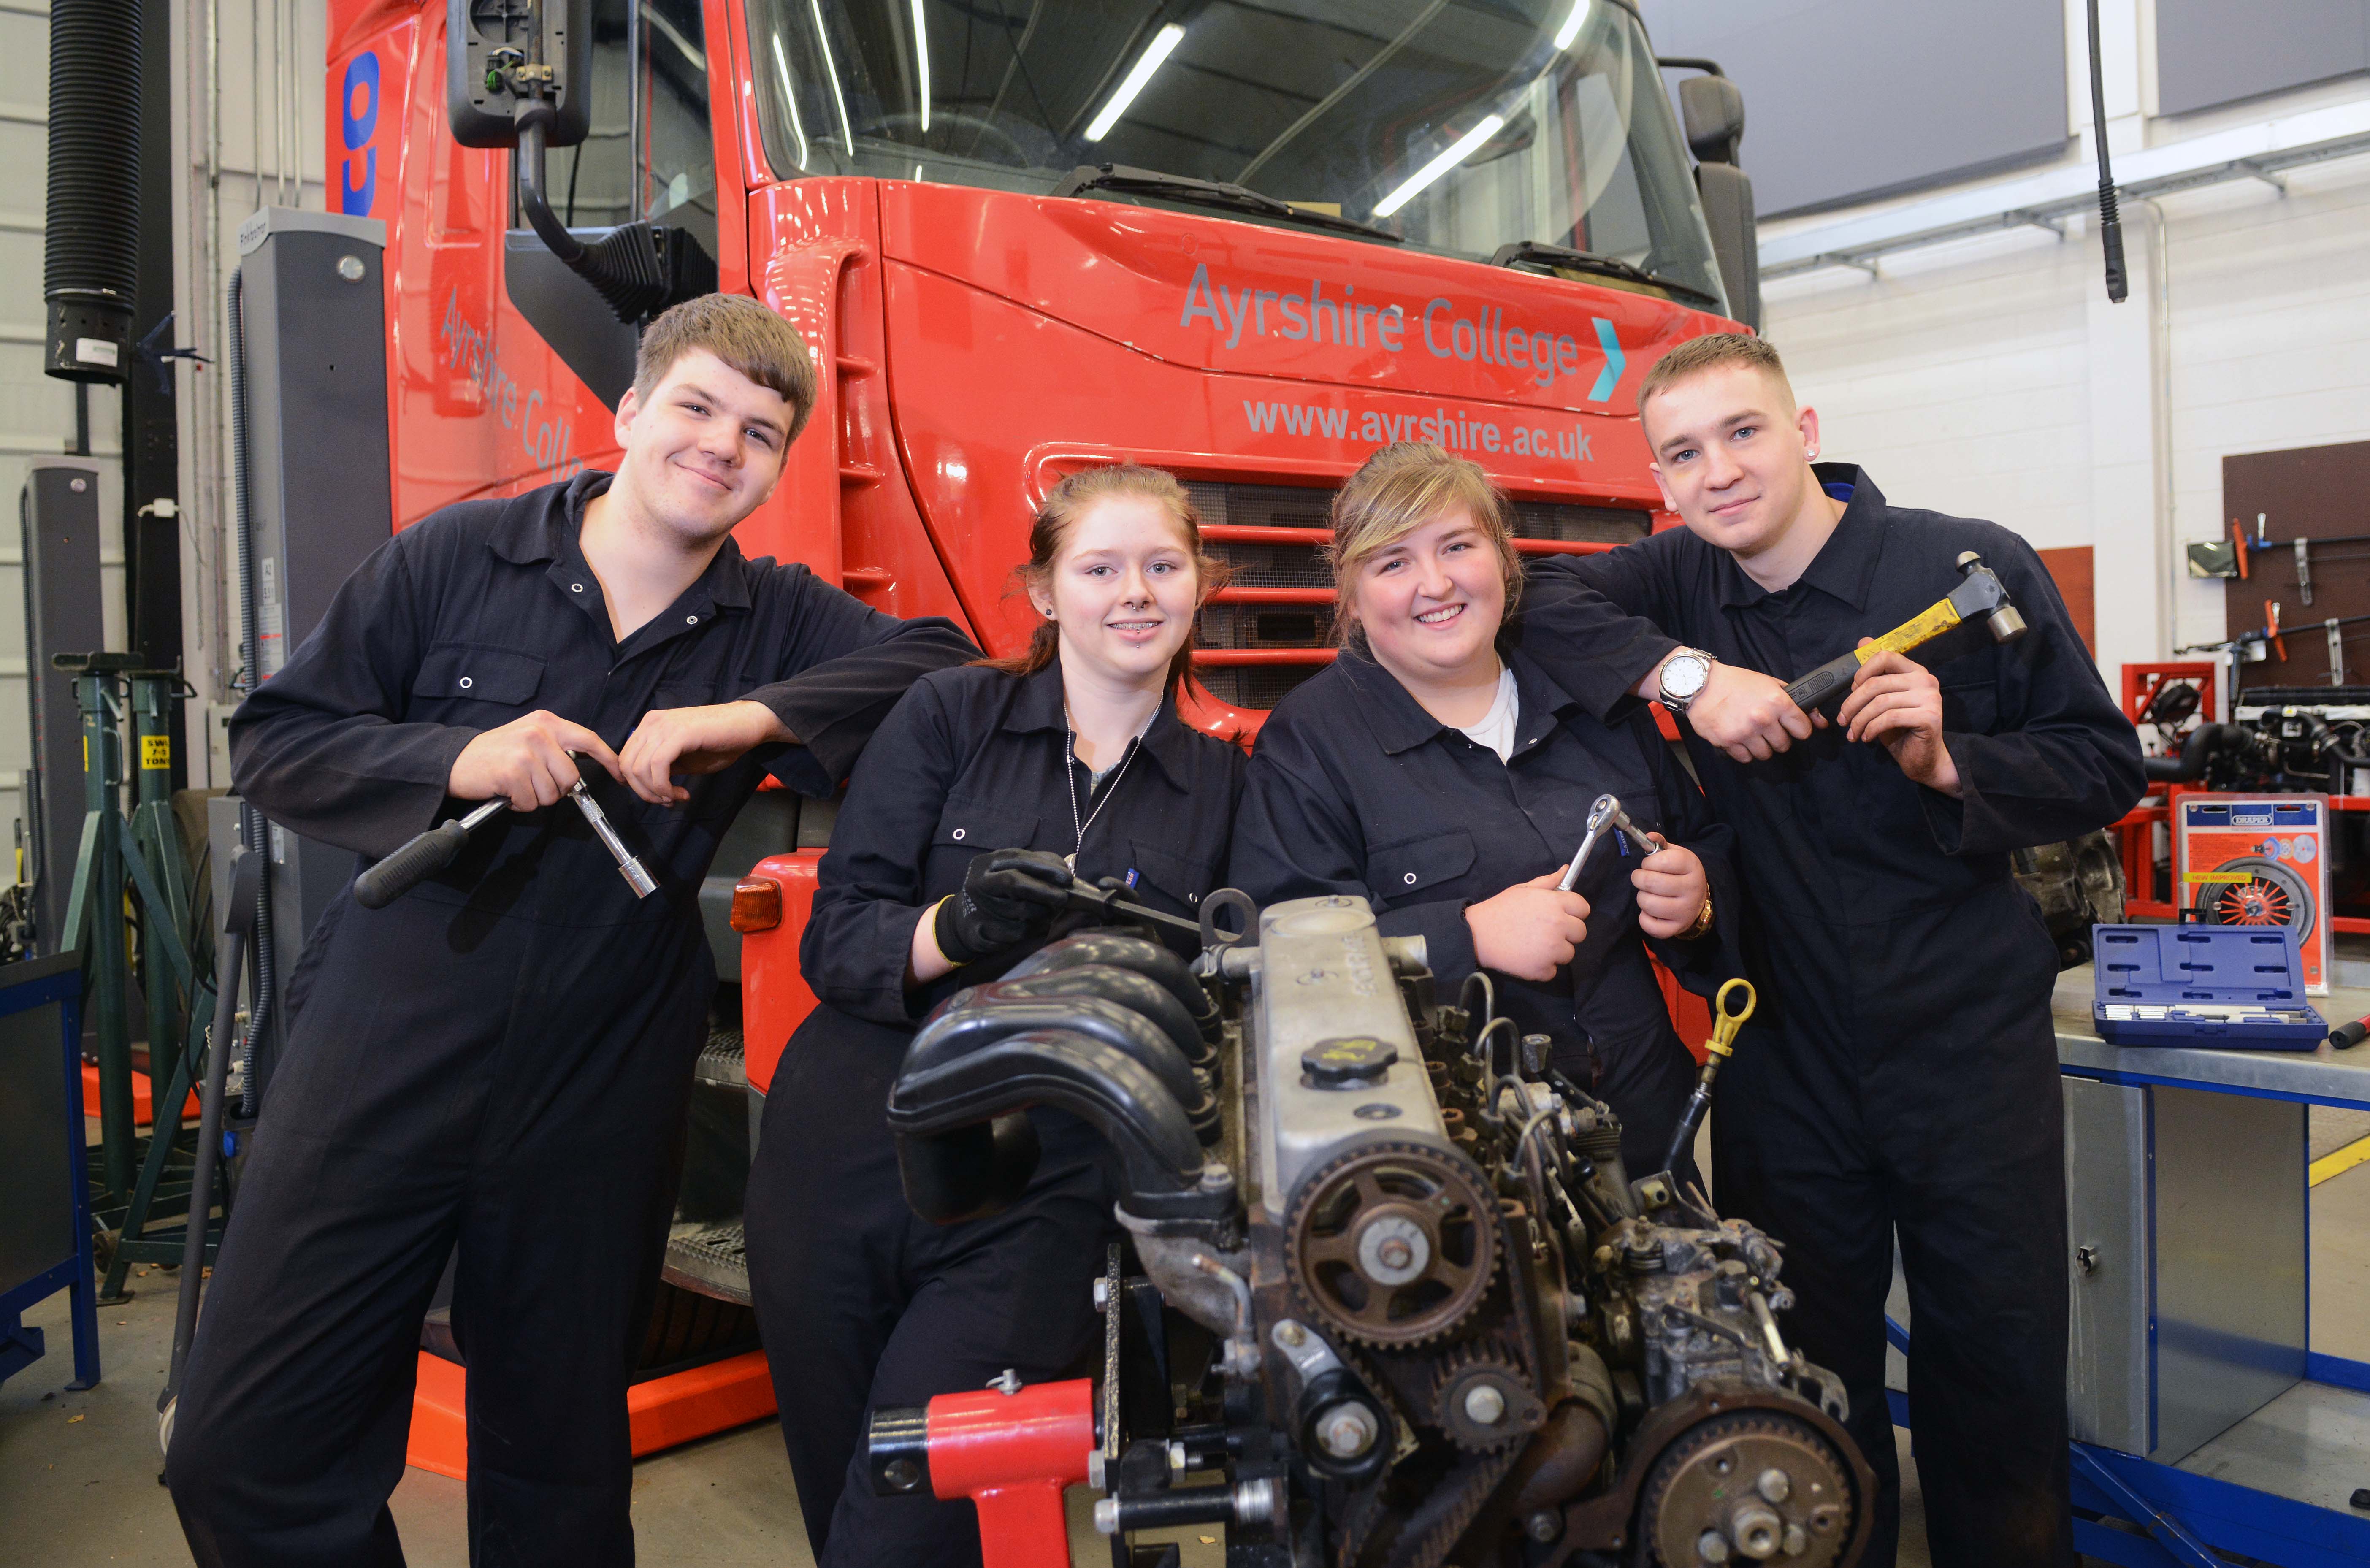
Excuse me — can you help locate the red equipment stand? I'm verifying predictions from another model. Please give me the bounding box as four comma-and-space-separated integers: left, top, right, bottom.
404, 1349, 778, 1480
867, 1376, 1096, 1568
2116, 660, 2370, 936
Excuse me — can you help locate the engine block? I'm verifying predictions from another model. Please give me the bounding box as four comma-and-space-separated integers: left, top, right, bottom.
879, 892, 1873, 1568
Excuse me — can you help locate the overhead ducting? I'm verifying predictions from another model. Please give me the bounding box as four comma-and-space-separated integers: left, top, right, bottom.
44, 0, 143, 383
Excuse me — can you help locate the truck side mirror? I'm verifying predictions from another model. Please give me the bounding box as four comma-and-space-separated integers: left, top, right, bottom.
1675, 70, 1759, 332
447, 0, 593, 151
445, 0, 673, 327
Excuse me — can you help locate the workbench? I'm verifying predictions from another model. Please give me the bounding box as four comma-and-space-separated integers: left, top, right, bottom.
2041, 968, 2370, 1568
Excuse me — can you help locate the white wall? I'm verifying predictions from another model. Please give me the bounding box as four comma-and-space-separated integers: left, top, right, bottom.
1755, 0, 2370, 680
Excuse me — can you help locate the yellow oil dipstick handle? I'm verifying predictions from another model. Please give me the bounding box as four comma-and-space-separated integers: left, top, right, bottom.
1705, 978, 1756, 1060
1658, 978, 1758, 1181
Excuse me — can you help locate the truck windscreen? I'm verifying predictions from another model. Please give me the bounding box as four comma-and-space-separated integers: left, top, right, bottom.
745, 0, 1726, 311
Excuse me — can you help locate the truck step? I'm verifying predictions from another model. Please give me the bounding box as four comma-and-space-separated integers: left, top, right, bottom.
663, 1219, 751, 1306
695, 1027, 745, 1088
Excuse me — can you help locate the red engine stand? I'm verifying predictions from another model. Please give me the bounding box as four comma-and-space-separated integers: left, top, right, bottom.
869, 1375, 1095, 1568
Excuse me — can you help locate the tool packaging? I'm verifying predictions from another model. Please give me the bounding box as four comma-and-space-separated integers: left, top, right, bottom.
2092, 924, 2325, 1050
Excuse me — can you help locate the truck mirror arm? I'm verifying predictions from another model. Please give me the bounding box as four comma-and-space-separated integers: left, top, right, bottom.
513, 110, 672, 325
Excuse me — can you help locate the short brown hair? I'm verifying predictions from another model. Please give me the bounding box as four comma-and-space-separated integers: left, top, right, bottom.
633, 294, 820, 443
1636, 332, 1790, 425
980, 464, 1230, 701
1327, 443, 1521, 647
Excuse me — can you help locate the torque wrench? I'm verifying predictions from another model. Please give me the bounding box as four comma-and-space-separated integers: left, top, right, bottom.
354, 756, 658, 908
567, 775, 661, 898
1783, 551, 2027, 713
354, 799, 507, 908
1557, 793, 1658, 893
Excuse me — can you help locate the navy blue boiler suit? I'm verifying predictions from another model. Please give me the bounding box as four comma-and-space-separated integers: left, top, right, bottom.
1512, 466, 2146, 1568
167, 474, 974, 1568
742, 661, 1243, 1568
1227, 645, 1744, 1178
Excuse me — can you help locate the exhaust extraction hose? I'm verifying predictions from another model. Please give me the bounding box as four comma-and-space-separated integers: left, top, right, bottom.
43, 0, 142, 381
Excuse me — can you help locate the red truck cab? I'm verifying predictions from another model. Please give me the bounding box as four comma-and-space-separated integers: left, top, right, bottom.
328, 0, 1752, 1460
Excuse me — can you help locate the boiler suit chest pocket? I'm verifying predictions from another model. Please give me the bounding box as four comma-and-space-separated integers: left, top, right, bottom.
1367, 830, 1477, 907
1126, 838, 1222, 913
926, 801, 1043, 886
411, 644, 545, 721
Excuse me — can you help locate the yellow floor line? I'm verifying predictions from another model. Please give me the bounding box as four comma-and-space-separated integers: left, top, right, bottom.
2309, 1133, 2370, 1188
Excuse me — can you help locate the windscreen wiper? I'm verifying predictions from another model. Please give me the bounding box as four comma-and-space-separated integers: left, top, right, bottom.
1490, 240, 1723, 309
1051, 164, 1403, 245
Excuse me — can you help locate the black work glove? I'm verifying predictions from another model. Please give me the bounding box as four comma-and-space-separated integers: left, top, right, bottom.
934, 848, 1075, 964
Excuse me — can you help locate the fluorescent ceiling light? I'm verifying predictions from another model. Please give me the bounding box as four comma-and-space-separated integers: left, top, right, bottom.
1086, 24, 1186, 141
1373, 115, 1505, 217
912, 0, 931, 132
1554, 0, 1590, 50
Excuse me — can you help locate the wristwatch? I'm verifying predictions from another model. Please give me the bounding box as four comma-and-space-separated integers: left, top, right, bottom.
1656, 649, 1715, 713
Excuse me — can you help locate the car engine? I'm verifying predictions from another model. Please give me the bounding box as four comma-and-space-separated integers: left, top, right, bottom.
875, 892, 1872, 1568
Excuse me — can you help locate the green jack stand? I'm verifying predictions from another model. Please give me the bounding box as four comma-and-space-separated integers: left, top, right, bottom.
52, 654, 218, 1302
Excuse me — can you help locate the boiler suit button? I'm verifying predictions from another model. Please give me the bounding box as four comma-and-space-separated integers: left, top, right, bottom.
952, 828, 965, 840
459, 677, 473, 690
687, 615, 699, 624
571, 582, 584, 593
1403, 872, 1417, 884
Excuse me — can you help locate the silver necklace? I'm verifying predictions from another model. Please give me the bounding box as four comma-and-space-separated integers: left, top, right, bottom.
1065, 726, 1146, 870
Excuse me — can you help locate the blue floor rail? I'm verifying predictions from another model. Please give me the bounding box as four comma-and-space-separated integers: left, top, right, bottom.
1885, 1315, 2370, 1568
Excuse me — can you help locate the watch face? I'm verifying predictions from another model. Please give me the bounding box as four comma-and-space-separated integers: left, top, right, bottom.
1664, 655, 1709, 700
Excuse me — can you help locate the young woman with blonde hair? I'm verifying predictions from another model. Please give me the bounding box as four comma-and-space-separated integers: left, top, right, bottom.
1230, 442, 1739, 1177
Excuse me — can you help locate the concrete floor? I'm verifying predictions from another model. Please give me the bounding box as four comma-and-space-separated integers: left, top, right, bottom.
10, 1114, 2369, 1565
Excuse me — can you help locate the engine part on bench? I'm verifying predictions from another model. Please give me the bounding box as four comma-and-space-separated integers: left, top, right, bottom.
878, 891, 1872, 1568
2011, 830, 2127, 970
2154, 690, 2370, 793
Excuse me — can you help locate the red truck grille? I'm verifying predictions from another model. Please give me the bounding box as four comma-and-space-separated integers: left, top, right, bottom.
1182, 479, 1651, 712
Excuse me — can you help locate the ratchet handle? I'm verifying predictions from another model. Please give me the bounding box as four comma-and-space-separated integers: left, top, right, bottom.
354, 820, 473, 909
2330, 1017, 2370, 1050
1784, 653, 1861, 712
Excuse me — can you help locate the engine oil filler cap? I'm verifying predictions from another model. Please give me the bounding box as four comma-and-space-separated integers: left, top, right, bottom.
1303, 1035, 1398, 1088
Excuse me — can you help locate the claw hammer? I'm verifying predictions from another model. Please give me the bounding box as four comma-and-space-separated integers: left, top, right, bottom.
1783, 551, 2028, 713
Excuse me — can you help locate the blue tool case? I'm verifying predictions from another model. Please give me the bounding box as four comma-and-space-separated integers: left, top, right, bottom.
2092, 924, 2326, 1049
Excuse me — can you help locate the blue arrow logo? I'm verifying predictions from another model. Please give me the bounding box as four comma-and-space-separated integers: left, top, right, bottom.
1587, 318, 1625, 402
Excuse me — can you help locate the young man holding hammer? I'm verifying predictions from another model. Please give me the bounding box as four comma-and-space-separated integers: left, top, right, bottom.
1514, 334, 2144, 1568
166, 295, 975, 1567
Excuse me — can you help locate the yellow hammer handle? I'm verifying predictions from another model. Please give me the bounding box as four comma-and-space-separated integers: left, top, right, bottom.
1855, 597, 1963, 663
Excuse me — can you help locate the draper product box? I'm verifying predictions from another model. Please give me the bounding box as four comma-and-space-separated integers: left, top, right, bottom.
2175, 795, 2330, 994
